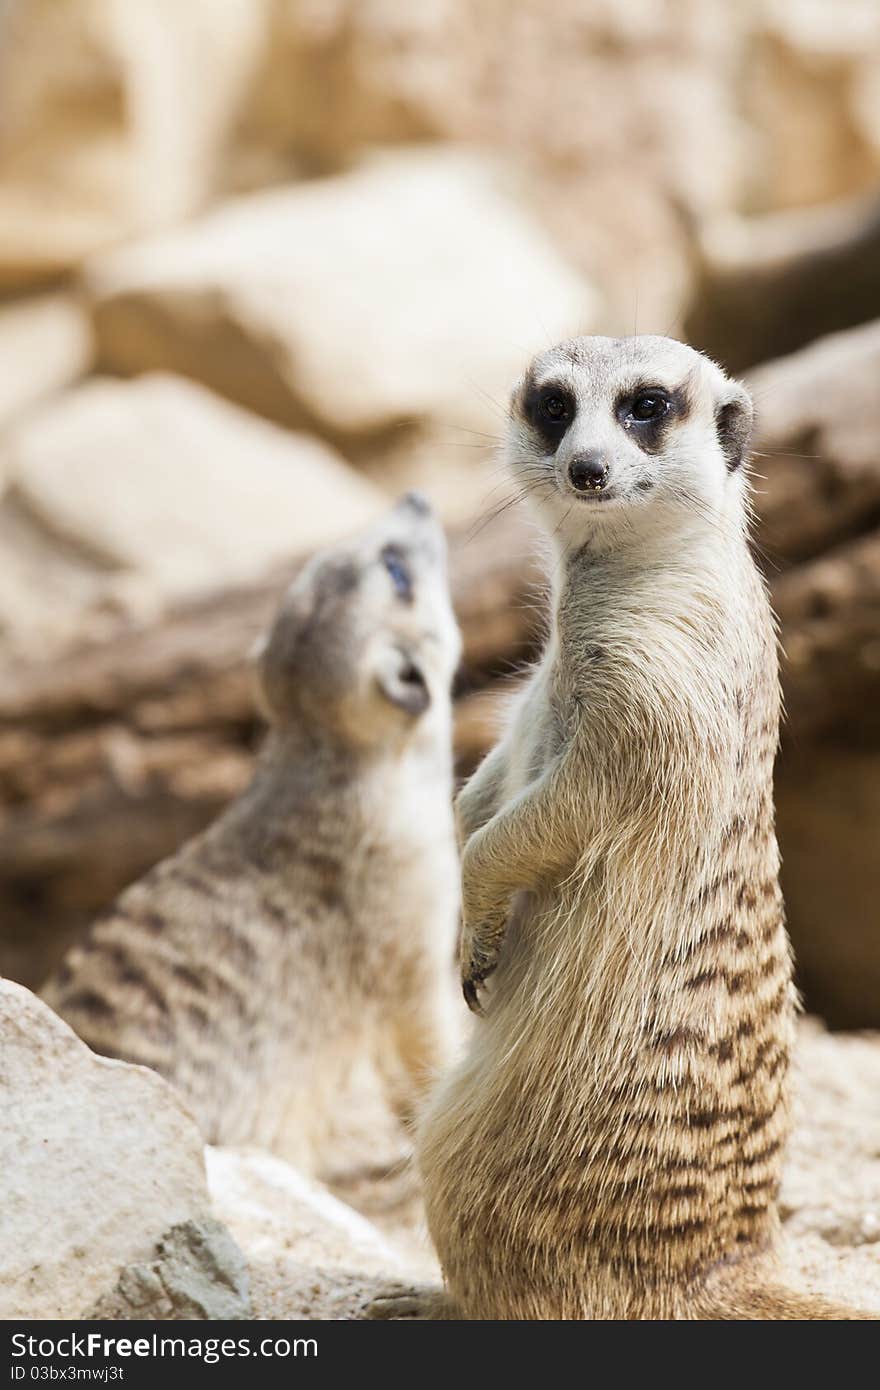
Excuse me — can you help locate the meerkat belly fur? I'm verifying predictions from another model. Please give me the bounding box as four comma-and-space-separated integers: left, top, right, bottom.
43, 495, 463, 1178
385, 336, 869, 1320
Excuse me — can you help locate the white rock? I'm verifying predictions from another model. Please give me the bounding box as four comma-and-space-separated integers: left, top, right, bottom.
90, 1218, 251, 1320
0, 496, 150, 663
0, 978, 246, 1319
3, 373, 386, 602
86, 149, 598, 443
0, 294, 92, 437
207, 1147, 434, 1321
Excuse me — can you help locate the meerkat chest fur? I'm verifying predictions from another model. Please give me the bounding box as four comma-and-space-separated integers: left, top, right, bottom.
431, 539, 792, 1310
529, 534, 785, 1034
295, 735, 458, 991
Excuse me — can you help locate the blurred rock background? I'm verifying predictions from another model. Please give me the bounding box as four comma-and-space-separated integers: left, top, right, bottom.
1, 0, 879, 1030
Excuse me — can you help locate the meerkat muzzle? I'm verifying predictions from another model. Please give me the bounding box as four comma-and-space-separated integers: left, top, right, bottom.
568, 454, 609, 492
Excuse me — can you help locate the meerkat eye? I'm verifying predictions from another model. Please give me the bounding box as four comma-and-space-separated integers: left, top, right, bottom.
381, 545, 413, 601
629, 391, 670, 423
539, 391, 571, 424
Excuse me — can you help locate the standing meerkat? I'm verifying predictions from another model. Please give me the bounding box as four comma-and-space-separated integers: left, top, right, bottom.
372, 336, 870, 1320
43, 494, 463, 1179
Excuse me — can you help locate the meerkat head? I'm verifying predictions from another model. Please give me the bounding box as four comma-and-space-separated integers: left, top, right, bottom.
507, 335, 754, 552
255, 493, 461, 747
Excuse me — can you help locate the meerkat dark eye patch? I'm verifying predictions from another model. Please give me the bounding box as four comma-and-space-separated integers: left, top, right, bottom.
522, 381, 575, 446
616, 384, 688, 453
381, 544, 414, 601
629, 390, 670, 422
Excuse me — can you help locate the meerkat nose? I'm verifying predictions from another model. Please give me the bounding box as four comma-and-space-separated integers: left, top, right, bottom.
568, 454, 609, 492
399, 490, 433, 517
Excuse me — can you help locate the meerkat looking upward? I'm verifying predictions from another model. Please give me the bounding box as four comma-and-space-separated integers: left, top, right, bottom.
371, 336, 872, 1320
44, 494, 463, 1181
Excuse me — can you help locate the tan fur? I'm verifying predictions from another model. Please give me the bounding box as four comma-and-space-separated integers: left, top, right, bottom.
371, 336, 871, 1320
43, 495, 463, 1180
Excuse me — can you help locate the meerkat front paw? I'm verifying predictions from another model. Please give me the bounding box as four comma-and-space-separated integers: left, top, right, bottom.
462, 973, 486, 1014
459, 839, 511, 1011
460, 919, 505, 1014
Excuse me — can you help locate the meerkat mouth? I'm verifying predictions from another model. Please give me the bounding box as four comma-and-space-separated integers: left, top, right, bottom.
565, 487, 621, 504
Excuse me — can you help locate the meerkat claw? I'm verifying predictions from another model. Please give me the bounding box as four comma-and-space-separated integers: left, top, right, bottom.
462, 972, 485, 1014
462, 950, 495, 1012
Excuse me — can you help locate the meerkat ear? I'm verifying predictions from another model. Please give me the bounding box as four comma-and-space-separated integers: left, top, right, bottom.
377, 647, 431, 716
714, 379, 754, 472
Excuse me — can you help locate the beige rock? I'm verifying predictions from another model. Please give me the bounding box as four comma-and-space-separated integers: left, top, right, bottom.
771, 523, 880, 745
0, 0, 269, 288
0, 294, 92, 435
99, 0, 269, 232
90, 1218, 251, 1320
0, 495, 133, 663
6, 0, 880, 315
687, 195, 880, 373
2, 373, 386, 604
743, 0, 880, 211
206, 1147, 432, 1321
357, 420, 509, 529
86, 150, 598, 455
781, 1022, 880, 1311
0, 978, 246, 1319
244, 0, 752, 329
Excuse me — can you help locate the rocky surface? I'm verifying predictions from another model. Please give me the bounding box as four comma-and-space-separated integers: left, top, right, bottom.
6, 978, 875, 1321
244, 0, 752, 332
86, 149, 596, 520
90, 1219, 251, 1321
777, 747, 880, 1029
0, 372, 385, 657
0, 0, 267, 285
772, 528, 880, 743
0, 978, 248, 1319
688, 195, 880, 373
742, 0, 880, 211
747, 319, 880, 565
5, 0, 880, 324
207, 1148, 428, 1321
779, 1022, 880, 1312
0, 293, 91, 434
